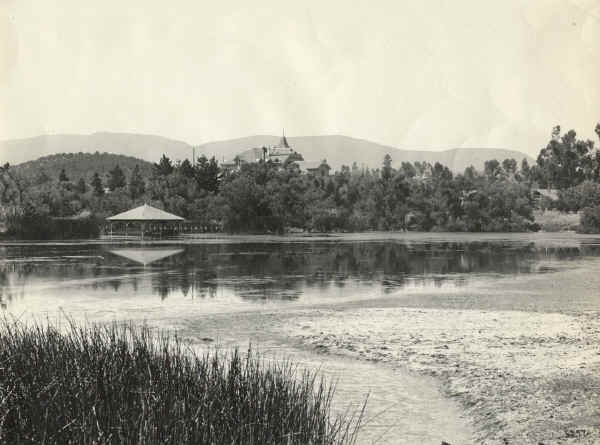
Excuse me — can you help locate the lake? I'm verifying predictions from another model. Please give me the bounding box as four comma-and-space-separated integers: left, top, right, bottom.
2, 232, 600, 444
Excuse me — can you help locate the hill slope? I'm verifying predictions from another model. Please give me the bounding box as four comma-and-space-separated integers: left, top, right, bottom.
13, 152, 154, 183
0, 132, 192, 166
197, 135, 534, 173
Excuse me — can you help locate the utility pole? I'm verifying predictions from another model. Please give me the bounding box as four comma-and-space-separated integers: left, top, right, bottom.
192, 147, 196, 166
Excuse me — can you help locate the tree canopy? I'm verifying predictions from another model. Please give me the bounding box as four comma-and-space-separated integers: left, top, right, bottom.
154, 155, 174, 176
3, 122, 600, 238
535, 125, 597, 189
91, 173, 104, 196
128, 165, 145, 200
108, 164, 126, 191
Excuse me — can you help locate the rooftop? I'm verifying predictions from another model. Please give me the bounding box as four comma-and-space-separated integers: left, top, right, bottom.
106, 204, 184, 221
277, 134, 290, 148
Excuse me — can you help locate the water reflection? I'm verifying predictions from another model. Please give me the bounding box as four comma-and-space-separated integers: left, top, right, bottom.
1, 238, 600, 309
108, 248, 184, 266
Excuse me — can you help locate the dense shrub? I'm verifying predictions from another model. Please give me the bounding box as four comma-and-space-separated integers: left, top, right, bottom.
579, 206, 600, 234
0, 321, 362, 445
5, 213, 100, 239
555, 181, 600, 212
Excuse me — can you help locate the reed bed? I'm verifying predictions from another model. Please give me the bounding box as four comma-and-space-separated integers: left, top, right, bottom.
0, 319, 363, 445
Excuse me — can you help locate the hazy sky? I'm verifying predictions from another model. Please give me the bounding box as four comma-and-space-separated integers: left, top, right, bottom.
1, 0, 599, 155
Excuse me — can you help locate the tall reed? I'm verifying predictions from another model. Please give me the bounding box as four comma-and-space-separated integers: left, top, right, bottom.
0, 319, 363, 444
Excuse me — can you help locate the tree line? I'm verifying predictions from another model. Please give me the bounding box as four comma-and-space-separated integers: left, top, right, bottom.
1, 124, 599, 238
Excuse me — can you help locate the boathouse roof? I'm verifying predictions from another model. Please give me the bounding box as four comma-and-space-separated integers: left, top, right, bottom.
106, 204, 184, 221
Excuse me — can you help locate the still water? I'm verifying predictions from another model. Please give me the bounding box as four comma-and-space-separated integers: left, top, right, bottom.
2, 232, 600, 444
3, 232, 600, 314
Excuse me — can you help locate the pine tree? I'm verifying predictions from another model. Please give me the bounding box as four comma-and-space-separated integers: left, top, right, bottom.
382, 154, 393, 181
154, 154, 174, 176
75, 177, 87, 194
195, 156, 221, 192
520, 158, 531, 182
91, 172, 104, 196
129, 164, 145, 199
178, 159, 195, 178
59, 169, 69, 182
108, 164, 126, 191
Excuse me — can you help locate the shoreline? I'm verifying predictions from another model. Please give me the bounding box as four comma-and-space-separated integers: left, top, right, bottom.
2, 230, 600, 247
288, 306, 600, 444
111, 308, 477, 444
5, 290, 599, 443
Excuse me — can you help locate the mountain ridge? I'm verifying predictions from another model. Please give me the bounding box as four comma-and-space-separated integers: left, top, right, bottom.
196, 134, 535, 172
0, 132, 193, 166
1, 132, 535, 173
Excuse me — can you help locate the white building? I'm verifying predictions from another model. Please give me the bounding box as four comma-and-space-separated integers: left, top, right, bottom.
267, 133, 296, 164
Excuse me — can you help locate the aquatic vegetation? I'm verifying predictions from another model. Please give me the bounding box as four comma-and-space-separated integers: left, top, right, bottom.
0, 320, 362, 444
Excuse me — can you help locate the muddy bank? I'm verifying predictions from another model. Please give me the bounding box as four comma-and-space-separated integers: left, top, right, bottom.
290, 307, 600, 444
148, 309, 475, 445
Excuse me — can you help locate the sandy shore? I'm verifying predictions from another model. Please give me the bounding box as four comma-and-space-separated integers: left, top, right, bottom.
288, 307, 600, 444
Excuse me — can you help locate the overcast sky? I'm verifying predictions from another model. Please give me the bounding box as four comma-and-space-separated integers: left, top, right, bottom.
1, 0, 599, 155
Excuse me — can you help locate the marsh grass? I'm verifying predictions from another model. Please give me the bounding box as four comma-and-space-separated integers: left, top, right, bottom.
0, 319, 363, 444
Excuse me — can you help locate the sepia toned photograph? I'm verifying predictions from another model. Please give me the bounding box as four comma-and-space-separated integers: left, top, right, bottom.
1, 1, 599, 444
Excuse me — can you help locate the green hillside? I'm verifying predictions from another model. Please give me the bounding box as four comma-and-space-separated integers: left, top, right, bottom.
13, 152, 154, 183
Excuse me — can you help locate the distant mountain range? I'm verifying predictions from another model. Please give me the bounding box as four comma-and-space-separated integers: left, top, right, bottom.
0, 132, 192, 167
1, 132, 535, 173
196, 135, 535, 172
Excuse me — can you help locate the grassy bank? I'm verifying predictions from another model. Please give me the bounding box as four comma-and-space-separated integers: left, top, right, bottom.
0, 320, 362, 445
533, 209, 580, 232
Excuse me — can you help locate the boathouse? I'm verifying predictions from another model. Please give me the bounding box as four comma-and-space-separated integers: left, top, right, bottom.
106, 204, 185, 239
